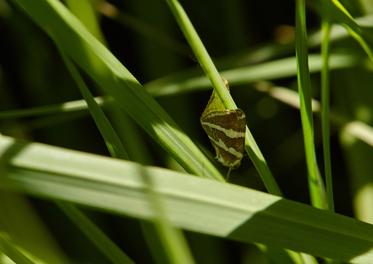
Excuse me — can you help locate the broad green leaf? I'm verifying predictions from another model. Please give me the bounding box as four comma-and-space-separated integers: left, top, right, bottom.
1, 135, 373, 263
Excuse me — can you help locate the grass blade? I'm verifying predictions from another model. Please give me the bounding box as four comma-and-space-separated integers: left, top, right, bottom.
145, 53, 358, 97
1, 135, 373, 262
320, 0, 335, 212
295, 0, 327, 209
60, 51, 129, 159
326, 0, 373, 63
57, 203, 134, 264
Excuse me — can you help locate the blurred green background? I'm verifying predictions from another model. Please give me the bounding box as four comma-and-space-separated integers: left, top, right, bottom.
1, 0, 373, 263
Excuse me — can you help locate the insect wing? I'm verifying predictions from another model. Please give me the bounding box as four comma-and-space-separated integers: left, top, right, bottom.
200, 109, 246, 168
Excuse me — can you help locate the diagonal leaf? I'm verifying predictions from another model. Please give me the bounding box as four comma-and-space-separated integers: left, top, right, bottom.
11, 0, 223, 181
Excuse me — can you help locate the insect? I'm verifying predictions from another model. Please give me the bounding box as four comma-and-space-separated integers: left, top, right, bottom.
200, 79, 246, 169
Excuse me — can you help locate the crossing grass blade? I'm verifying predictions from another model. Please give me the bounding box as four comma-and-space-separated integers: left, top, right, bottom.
60, 51, 129, 159
59, 52, 136, 264
164, 0, 282, 196
11, 0, 224, 182
59, 18, 195, 264
1, 135, 373, 262
322, 0, 373, 63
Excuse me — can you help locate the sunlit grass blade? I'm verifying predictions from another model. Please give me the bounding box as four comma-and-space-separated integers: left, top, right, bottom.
66, 0, 105, 44
0, 233, 46, 264
164, 0, 281, 195
0, 97, 107, 119
295, 0, 327, 209
1, 135, 373, 262
11, 0, 223, 181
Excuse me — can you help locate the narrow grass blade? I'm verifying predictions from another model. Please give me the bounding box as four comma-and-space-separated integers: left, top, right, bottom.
326, 0, 373, 63
1, 135, 373, 262
11, 0, 223, 181
59, 51, 138, 264
145, 53, 358, 97
60, 51, 129, 159
256, 84, 373, 148
295, 0, 327, 209
58, 203, 134, 264
320, 0, 335, 212
0, 97, 107, 119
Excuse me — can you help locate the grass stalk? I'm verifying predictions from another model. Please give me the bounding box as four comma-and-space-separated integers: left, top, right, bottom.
321, 1, 335, 212
295, 0, 327, 209
164, 0, 282, 196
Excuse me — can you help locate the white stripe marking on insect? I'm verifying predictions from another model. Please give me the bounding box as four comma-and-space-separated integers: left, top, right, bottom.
207, 136, 243, 158
201, 121, 245, 138
205, 111, 245, 120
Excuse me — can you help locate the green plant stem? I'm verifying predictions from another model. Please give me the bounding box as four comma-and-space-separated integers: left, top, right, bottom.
295, 0, 327, 209
321, 6, 335, 212
165, 0, 281, 196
